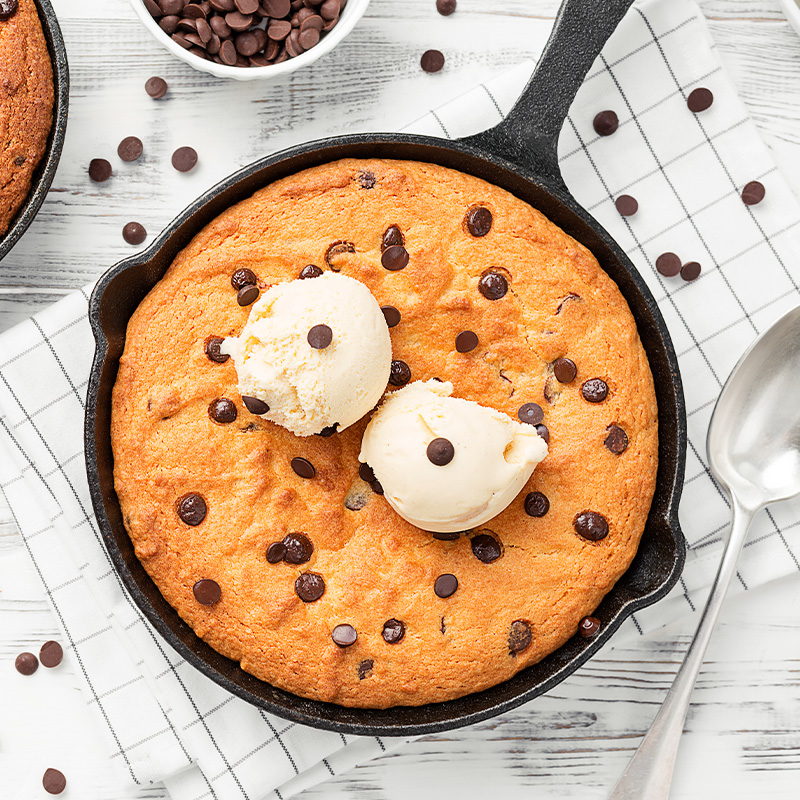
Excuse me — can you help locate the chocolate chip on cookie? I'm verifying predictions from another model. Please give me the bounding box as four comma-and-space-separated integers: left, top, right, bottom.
295, 572, 325, 602
332, 624, 357, 647
359, 463, 376, 483
381, 305, 401, 327
579, 616, 601, 638
316, 424, 337, 437
389, 360, 411, 387
307, 324, 333, 349
231, 268, 257, 290
382, 225, 404, 250
177, 493, 207, 525
478, 270, 508, 300
325, 240, 355, 270
382, 618, 405, 644
432, 531, 461, 541
193, 579, 221, 605
581, 378, 608, 403
593, 110, 618, 136
357, 170, 376, 189
283, 532, 313, 565
574, 511, 609, 542
209, 398, 237, 424
358, 659, 374, 679
556, 293, 580, 314
0, 0, 18, 21
604, 424, 629, 454
381, 244, 409, 271
434, 573, 458, 598
508, 620, 532, 655
536, 424, 550, 443
471, 532, 502, 563
299, 264, 323, 279
455, 330, 479, 353
242, 395, 269, 415
266, 542, 287, 563
291, 457, 316, 479
15, 652, 38, 675
205, 336, 230, 363
553, 357, 577, 384
524, 491, 550, 517
517, 402, 544, 425
237, 284, 260, 306
427, 437, 454, 466
465, 206, 492, 237
370, 479, 384, 495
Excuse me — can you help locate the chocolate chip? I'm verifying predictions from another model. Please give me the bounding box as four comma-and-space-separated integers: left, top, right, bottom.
524, 491, 550, 517
382, 225, 404, 250
15, 652, 38, 675
518, 402, 544, 425
325, 240, 355, 269
42, 768, 66, 795
307, 323, 333, 349
357, 170, 376, 189
146, 76, 168, 98
118, 136, 144, 162
370, 479, 384, 495
283, 532, 313, 564
615, 195, 638, 216
358, 658, 374, 679
13, 155, 25, 166
593, 109, 618, 136
382, 618, 405, 643
656, 252, 682, 277
471, 532, 502, 563
317, 424, 337, 437
266, 542, 287, 563
556, 293, 580, 314
242, 395, 269, 415
687, 87, 713, 113
0, 0, 18, 21
205, 336, 229, 363
89, 158, 112, 182
680, 261, 701, 282
160, 0, 184, 12
581, 379, 608, 403
579, 616, 601, 637
478, 270, 508, 300
262, 0, 289, 14
231, 268, 257, 289
291, 457, 316, 479
421, 49, 445, 73
455, 330, 478, 353
553, 357, 577, 384
741, 180, 765, 206
433, 531, 461, 540
382, 245, 409, 271
436, 0, 456, 15
193, 579, 221, 605
159, 15, 180, 34
172, 146, 198, 172
605, 424, 629, 454
427, 437, 454, 466
508, 620, 532, 655
237, 284, 260, 306
209, 398, 237, 424
177, 493, 207, 525
332, 623, 357, 647
389, 360, 411, 387
536, 424, 550, 444
466, 206, 492, 237
358, 462, 376, 483
296, 572, 325, 602
123, 222, 147, 245
219, 38, 237, 63
574, 511, 609, 541
300, 264, 323, 279
381, 305, 401, 327
434, 573, 458, 598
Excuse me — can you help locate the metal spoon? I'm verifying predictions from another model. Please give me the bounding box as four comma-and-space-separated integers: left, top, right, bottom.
609, 303, 800, 799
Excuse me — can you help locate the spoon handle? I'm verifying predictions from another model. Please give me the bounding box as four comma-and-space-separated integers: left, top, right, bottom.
607, 499, 756, 800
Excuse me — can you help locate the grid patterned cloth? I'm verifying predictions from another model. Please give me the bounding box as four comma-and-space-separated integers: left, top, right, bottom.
1, 1, 800, 798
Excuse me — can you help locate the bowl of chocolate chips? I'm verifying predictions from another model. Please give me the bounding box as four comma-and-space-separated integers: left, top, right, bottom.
133, 0, 369, 80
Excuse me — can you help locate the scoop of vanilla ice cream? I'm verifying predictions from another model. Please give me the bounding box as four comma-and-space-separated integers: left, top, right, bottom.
359, 380, 548, 533
222, 273, 391, 436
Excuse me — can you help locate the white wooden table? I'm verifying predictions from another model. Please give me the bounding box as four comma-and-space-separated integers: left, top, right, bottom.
2, 1, 800, 798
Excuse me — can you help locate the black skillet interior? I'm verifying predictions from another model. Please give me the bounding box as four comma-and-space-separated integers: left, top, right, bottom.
0, 0, 69, 261
86, 0, 686, 736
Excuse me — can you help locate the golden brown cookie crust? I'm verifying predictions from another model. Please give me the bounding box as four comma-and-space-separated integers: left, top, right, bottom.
111, 158, 658, 708
0, 0, 55, 237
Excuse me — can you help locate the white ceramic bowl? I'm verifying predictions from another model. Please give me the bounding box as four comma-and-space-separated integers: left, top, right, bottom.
130, 0, 371, 81
780, 0, 800, 39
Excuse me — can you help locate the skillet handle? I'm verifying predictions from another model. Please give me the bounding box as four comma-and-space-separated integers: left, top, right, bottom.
459, 0, 635, 190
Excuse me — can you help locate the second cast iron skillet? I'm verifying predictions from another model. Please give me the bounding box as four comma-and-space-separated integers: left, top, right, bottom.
86, 0, 686, 736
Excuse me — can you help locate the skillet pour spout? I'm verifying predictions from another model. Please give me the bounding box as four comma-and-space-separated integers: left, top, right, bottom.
86, 0, 686, 736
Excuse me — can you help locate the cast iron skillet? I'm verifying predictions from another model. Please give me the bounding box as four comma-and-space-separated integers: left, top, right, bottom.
86, 0, 686, 736
0, 0, 69, 261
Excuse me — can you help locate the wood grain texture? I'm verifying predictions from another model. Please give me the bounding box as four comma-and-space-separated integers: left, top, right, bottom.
1, 1, 799, 798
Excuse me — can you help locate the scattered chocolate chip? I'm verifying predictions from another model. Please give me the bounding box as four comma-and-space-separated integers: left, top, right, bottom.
177, 493, 207, 526
381, 305, 401, 328
508, 619, 532, 655
536, 424, 550, 443
436, 0, 456, 15
357, 170, 376, 188
518, 402, 544, 425
615, 195, 638, 216
432, 531, 461, 541
382, 618, 405, 644
581, 379, 608, 403
478, 270, 508, 300
145, 76, 168, 98
266, 542, 287, 563
553, 357, 577, 384
15, 652, 38, 675
205, 336, 229, 363
358, 463, 376, 483
680, 261, 701, 282
118, 136, 144, 162
656, 252, 682, 277
593, 109, 619, 136
296, 572, 325, 602
242, 395, 269, 415
193, 579, 221, 605
332, 623, 357, 647
687, 87, 713, 113
574, 511, 609, 541
605, 424, 629, 454
123, 222, 147, 246
524, 491, 550, 517
42, 768, 66, 795
237, 284, 260, 306
381, 244, 409, 271
421, 49, 445, 73
579, 616, 601, 637
455, 330, 479, 353
307, 323, 333, 349
0, 0, 18, 22
89, 158, 112, 182
172, 146, 198, 172
300, 264, 323, 279
283, 532, 313, 564
434, 573, 458, 598
208, 398, 237, 424
465, 206, 492, 237
325, 240, 355, 269
231, 267, 257, 289
291, 457, 316, 479
358, 658, 374, 679
741, 180, 765, 206
382, 225, 404, 250
427, 437, 455, 466
389, 360, 411, 387
471, 532, 502, 563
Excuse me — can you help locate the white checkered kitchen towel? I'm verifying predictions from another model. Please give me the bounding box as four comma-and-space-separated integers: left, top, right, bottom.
2, 0, 800, 798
